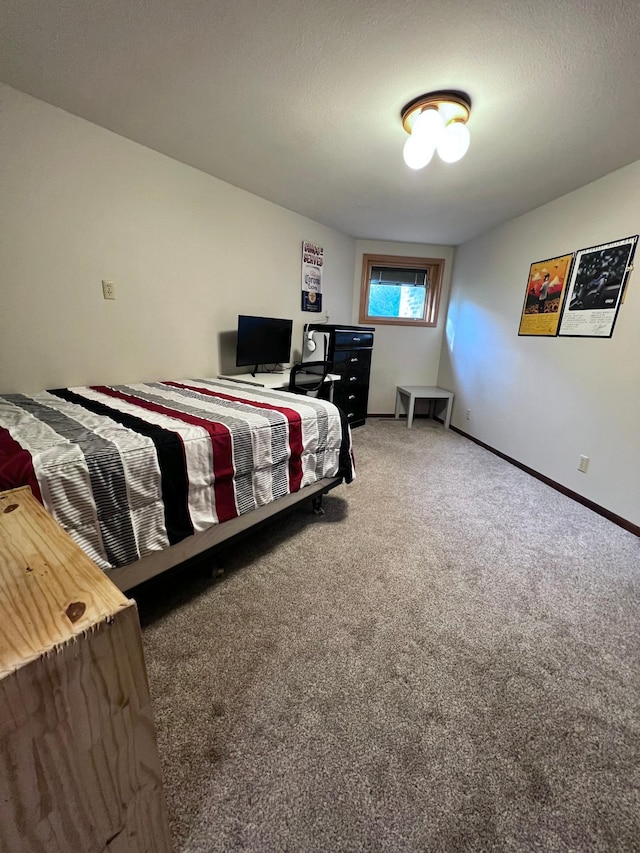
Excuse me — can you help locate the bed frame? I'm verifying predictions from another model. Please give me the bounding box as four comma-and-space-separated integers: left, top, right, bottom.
1, 381, 352, 594
107, 476, 342, 592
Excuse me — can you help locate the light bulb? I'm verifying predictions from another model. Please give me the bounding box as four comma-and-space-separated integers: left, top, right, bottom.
402, 108, 444, 170
411, 108, 445, 144
437, 121, 470, 163
403, 134, 435, 170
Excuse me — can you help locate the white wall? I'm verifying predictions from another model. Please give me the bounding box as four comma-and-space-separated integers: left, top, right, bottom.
9, 87, 636, 525
352, 240, 455, 415
438, 161, 640, 526
0, 85, 355, 392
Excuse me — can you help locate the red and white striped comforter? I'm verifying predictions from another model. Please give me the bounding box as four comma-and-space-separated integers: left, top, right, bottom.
0, 379, 354, 571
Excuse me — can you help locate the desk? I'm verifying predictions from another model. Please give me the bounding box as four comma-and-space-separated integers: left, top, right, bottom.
218, 371, 340, 401
395, 385, 454, 429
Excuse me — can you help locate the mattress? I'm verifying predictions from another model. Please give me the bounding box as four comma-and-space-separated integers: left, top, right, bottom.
0, 379, 354, 571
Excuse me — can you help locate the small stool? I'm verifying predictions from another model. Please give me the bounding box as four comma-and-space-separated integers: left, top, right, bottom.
395, 385, 454, 429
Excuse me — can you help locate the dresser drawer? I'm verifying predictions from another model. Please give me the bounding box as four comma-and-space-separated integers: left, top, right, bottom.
343, 404, 368, 426
335, 385, 366, 405
336, 373, 369, 397
334, 384, 369, 420
334, 331, 374, 350
333, 349, 372, 375
336, 396, 368, 426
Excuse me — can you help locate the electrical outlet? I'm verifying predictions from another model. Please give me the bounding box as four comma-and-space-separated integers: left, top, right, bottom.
102, 280, 116, 300
466, 408, 471, 420
578, 455, 590, 473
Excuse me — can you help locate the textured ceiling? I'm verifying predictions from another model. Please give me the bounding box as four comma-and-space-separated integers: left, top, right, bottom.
2, 0, 640, 245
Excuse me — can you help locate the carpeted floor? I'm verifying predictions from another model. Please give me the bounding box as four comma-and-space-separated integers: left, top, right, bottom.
136, 418, 640, 852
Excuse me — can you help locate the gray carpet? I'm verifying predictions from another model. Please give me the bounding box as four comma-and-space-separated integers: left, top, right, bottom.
136, 418, 640, 852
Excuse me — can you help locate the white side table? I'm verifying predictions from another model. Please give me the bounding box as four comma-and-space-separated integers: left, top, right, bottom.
395, 385, 454, 429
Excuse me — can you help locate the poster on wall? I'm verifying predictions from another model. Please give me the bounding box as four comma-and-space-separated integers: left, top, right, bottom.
517, 253, 574, 336
302, 241, 323, 312
557, 235, 638, 338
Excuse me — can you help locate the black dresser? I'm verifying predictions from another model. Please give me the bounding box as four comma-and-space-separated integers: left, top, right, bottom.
308, 324, 375, 428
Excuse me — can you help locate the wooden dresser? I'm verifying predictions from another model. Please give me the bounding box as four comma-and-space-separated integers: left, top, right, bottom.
0, 487, 171, 853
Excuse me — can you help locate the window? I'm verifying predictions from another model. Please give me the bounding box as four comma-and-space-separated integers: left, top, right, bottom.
359, 254, 444, 327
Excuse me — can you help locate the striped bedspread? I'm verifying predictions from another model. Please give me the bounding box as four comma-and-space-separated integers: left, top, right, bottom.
0, 379, 354, 571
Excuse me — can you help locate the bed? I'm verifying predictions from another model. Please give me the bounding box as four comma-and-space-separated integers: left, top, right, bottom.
0, 378, 354, 591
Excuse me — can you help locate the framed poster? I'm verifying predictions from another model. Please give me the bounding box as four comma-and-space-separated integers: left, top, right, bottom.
518, 253, 574, 336
558, 236, 638, 337
302, 241, 323, 312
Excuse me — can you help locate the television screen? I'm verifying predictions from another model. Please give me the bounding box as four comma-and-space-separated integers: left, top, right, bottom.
236, 315, 293, 370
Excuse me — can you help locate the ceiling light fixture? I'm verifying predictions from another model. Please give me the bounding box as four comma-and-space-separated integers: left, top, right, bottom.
401, 91, 472, 170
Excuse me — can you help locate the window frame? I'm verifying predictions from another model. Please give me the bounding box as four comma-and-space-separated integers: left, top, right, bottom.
358, 253, 445, 327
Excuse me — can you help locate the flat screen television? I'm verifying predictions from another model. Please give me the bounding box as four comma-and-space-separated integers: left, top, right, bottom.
235, 315, 293, 375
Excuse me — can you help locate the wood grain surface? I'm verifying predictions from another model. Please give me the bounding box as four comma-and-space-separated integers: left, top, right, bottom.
0, 487, 172, 852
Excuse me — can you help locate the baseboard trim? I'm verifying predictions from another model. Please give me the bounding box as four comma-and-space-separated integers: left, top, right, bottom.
450, 426, 639, 537
369, 413, 445, 424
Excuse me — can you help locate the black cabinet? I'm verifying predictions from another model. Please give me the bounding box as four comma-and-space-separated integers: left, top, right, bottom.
308, 324, 374, 428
